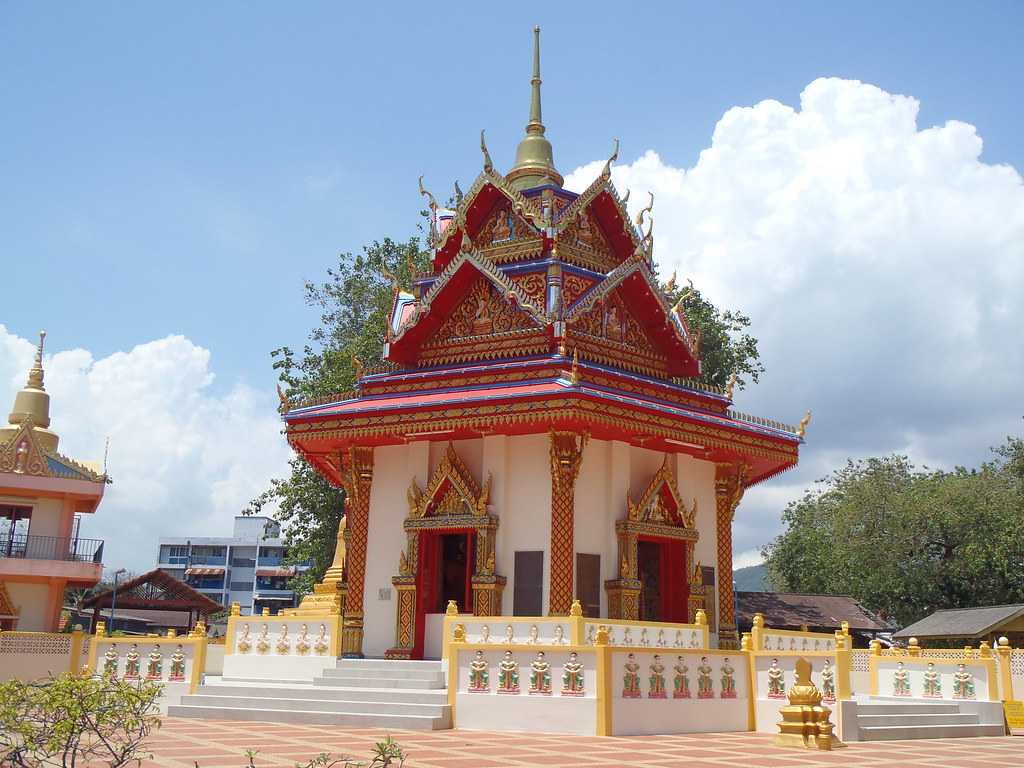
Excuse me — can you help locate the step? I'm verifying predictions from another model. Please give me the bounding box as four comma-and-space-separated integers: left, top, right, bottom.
858, 723, 1006, 741
857, 713, 978, 727
313, 674, 444, 689
196, 683, 448, 704
167, 704, 450, 730
179, 694, 448, 717
217, 676, 312, 686
334, 658, 443, 671
321, 665, 445, 681
857, 702, 961, 715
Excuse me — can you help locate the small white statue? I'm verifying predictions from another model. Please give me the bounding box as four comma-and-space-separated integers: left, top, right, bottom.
656, 629, 666, 647
527, 624, 539, 644
480, 624, 491, 643
674, 630, 683, 647
553, 625, 566, 645
640, 628, 650, 647
504, 624, 515, 644
623, 627, 634, 646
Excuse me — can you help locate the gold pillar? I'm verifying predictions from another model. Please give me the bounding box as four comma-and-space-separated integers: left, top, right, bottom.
714, 462, 746, 649
548, 431, 588, 615
342, 446, 374, 657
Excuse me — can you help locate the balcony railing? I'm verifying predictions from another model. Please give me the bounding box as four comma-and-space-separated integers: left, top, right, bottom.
0, 534, 104, 563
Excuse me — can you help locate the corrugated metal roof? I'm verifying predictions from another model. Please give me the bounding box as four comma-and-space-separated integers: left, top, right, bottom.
894, 604, 1024, 639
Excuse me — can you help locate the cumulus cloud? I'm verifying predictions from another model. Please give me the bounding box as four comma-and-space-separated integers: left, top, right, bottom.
567, 77, 1024, 555
0, 326, 290, 572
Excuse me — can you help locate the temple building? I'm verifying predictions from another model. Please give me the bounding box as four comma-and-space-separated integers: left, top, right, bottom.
0, 333, 107, 631
282, 29, 803, 659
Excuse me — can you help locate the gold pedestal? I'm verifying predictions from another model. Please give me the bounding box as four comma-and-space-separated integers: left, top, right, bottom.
471, 575, 507, 616
386, 577, 417, 660
604, 578, 641, 620
281, 580, 346, 618
774, 658, 845, 750
342, 612, 364, 658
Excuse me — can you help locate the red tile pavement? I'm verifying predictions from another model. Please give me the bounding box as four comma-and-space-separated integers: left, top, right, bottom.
143, 717, 1024, 768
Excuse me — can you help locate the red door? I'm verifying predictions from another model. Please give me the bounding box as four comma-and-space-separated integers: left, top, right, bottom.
413, 531, 439, 659
412, 529, 475, 659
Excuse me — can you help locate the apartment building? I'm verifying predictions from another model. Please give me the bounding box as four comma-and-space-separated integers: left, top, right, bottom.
156, 515, 305, 615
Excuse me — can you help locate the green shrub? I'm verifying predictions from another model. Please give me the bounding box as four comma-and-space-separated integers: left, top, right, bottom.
0, 673, 161, 767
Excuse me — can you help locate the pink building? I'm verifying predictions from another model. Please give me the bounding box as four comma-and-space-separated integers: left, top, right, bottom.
0, 332, 106, 631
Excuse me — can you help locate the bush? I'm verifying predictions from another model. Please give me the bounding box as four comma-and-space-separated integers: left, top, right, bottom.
0, 673, 161, 767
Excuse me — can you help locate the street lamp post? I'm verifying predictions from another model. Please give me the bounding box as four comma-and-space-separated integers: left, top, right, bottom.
108, 568, 127, 636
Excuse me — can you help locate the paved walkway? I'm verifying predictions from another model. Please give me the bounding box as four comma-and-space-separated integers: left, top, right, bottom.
147, 718, 1023, 768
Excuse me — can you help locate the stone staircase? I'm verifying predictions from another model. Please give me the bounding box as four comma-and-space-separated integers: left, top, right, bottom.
168, 659, 450, 730
851, 697, 1006, 741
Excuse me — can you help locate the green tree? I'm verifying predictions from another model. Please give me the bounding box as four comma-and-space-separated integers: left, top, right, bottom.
248, 237, 431, 591
762, 437, 1024, 627
256, 235, 765, 593
664, 279, 765, 390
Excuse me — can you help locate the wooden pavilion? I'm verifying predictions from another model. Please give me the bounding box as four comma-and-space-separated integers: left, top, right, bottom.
81, 568, 222, 633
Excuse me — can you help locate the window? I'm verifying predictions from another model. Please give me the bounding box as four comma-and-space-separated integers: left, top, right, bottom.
255, 576, 290, 591
231, 558, 256, 568
162, 545, 189, 565
513, 551, 543, 616
186, 575, 225, 590
191, 546, 227, 565
575, 553, 601, 617
229, 581, 253, 592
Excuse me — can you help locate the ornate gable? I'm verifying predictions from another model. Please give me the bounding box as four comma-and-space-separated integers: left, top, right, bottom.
472, 197, 545, 264
417, 275, 548, 366
0, 419, 48, 477
433, 173, 546, 271
570, 289, 671, 377
407, 442, 492, 520
0, 417, 105, 482
627, 455, 697, 529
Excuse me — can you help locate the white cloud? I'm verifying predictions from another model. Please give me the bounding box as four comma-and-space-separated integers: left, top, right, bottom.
0, 326, 290, 572
732, 549, 764, 570
567, 77, 1024, 555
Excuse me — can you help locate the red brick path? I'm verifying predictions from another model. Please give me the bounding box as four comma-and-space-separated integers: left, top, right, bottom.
144, 718, 1024, 767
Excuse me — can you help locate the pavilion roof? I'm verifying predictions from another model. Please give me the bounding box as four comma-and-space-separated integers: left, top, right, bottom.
893, 604, 1024, 640
81, 568, 222, 615
736, 591, 890, 633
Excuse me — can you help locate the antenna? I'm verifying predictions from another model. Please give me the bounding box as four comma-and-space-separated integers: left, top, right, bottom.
103, 436, 111, 476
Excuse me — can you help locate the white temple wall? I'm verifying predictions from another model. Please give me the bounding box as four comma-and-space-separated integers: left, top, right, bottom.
497, 434, 552, 614
361, 436, 724, 656
363, 443, 418, 658
573, 439, 612, 618
573, 438, 632, 618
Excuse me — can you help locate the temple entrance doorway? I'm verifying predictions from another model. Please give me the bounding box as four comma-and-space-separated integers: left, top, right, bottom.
413, 529, 475, 658
637, 537, 688, 623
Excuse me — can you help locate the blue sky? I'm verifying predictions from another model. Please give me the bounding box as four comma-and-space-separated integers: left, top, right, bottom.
2, 3, 1022, 571
3, 2, 1021, 386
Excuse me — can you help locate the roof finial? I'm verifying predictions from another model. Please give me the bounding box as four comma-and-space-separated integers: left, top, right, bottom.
529, 25, 542, 130
480, 129, 493, 173
27, 330, 46, 390
506, 26, 563, 190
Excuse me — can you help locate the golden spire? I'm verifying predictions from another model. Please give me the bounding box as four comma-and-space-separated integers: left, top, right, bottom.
3, 330, 60, 452
506, 27, 564, 190
27, 330, 46, 389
